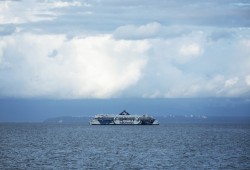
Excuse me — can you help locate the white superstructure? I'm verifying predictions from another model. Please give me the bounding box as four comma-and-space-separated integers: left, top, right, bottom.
90, 110, 159, 125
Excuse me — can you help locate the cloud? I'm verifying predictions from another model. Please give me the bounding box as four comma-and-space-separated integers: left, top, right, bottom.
225, 77, 239, 88
245, 75, 250, 86
113, 22, 161, 39
0, 24, 17, 36
50, 1, 82, 8
121, 26, 250, 98
0, 1, 59, 25
2, 0, 249, 35
179, 43, 202, 56
0, 0, 88, 25
0, 0, 250, 99
0, 33, 149, 98
1, 24, 250, 98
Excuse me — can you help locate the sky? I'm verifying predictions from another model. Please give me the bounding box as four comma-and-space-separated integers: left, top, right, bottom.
0, 0, 250, 121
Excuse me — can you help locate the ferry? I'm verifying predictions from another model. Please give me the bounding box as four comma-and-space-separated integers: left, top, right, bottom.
90, 110, 159, 125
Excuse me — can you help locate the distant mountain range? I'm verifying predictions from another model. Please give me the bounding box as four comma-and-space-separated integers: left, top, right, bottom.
44, 116, 91, 124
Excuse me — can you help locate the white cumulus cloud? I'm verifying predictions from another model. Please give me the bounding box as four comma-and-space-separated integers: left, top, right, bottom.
179, 43, 202, 57
245, 75, 250, 86
1, 0, 250, 98
51, 1, 82, 8
0, 33, 149, 98
225, 77, 239, 88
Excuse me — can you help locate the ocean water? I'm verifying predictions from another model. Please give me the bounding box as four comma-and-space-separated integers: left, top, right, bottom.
0, 123, 249, 169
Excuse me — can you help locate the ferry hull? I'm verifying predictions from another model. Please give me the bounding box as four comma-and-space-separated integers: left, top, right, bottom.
90, 110, 159, 125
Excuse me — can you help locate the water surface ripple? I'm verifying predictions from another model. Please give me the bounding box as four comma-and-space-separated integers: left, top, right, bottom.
0, 123, 249, 169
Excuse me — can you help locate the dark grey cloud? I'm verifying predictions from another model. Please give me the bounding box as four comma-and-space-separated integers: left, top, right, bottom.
209, 30, 236, 41
0, 24, 16, 36
2, 0, 249, 35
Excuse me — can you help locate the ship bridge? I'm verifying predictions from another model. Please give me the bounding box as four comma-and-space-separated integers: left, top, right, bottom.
119, 110, 130, 115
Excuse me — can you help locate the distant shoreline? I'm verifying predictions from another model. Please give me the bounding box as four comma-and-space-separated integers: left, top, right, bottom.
41, 116, 250, 124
